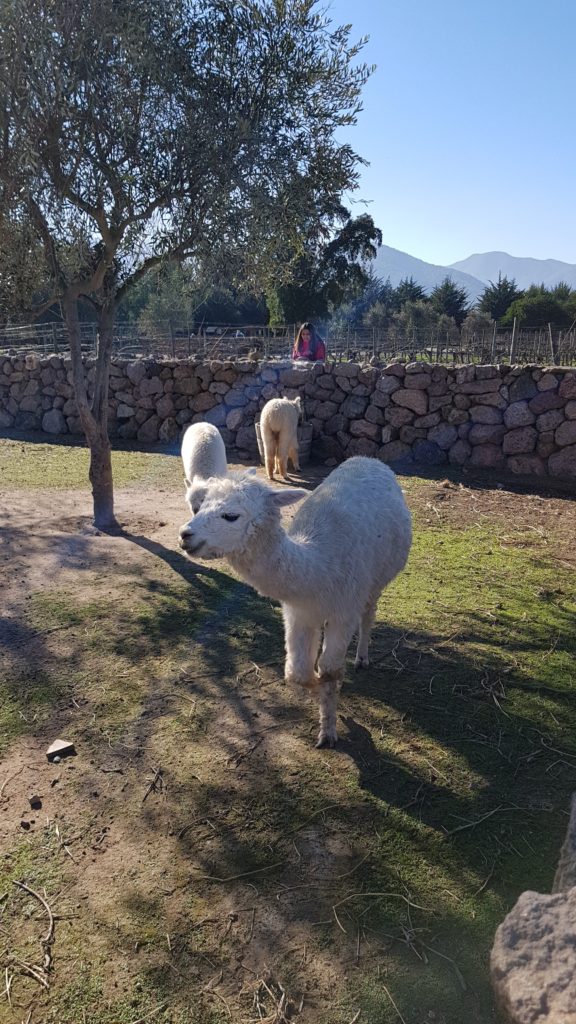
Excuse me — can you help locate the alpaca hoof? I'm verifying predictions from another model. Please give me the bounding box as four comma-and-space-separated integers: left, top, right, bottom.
316, 727, 338, 748
354, 655, 369, 670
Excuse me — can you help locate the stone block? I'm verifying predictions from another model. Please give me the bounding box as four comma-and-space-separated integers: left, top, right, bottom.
428, 423, 458, 449
191, 392, 218, 412
391, 389, 428, 415
158, 417, 179, 443
139, 376, 163, 396
349, 418, 380, 440
452, 378, 502, 394
386, 405, 414, 427
549, 444, 576, 477
400, 426, 426, 444
469, 424, 506, 445
126, 361, 147, 385
226, 408, 244, 431
491, 888, 576, 1024
556, 420, 576, 447
156, 395, 175, 419
504, 400, 536, 428
509, 373, 538, 402
341, 394, 368, 418
470, 405, 503, 424
537, 372, 560, 391
559, 373, 576, 399
203, 404, 228, 427
502, 426, 538, 455
382, 362, 406, 377
346, 436, 378, 457
377, 440, 412, 464
536, 409, 565, 433
507, 454, 546, 475
448, 439, 472, 465
314, 400, 339, 421
225, 389, 248, 407
375, 374, 401, 395
365, 405, 386, 425
137, 415, 161, 442
565, 401, 576, 420
403, 372, 431, 389
529, 391, 565, 414
469, 443, 505, 468
333, 362, 359, 379
42, 409, 67, 434
414, 412, 442, 428
412, 439, 447, 465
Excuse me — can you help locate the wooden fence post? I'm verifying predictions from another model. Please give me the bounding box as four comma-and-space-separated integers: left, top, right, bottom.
509, 317, 517, 363
548, 323, 556, 365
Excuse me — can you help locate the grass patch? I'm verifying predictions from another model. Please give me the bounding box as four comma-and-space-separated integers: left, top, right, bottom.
1, 455, 575, 1023
0, 437, 181, 489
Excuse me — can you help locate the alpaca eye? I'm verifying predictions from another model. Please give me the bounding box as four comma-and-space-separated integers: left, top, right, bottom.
222, 513, 240, 522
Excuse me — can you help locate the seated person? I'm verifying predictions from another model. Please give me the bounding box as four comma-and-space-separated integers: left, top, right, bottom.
292, 322, 326, 362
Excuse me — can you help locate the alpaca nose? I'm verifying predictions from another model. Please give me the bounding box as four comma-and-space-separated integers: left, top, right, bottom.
179, 524, 193, 539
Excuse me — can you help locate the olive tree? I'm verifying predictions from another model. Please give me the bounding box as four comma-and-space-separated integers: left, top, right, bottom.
0, 0, 371, 526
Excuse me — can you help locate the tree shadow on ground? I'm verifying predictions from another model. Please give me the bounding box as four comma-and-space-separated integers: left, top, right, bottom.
2, 499, 575, 1023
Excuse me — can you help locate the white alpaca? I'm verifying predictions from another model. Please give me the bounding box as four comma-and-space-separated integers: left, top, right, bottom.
181, 422, 228, 515
179, 457, 412, 747
260, 396, 302, 481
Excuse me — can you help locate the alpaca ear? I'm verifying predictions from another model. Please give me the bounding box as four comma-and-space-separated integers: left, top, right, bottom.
268, 488, 307, 508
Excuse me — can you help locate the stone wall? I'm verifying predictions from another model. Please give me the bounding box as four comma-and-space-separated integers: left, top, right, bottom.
1, 353, 575, 482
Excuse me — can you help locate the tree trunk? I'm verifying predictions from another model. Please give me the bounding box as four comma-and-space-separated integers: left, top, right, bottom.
63, 294, 117, 529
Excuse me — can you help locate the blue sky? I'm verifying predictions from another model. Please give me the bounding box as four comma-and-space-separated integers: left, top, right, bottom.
326, 0, 576, 265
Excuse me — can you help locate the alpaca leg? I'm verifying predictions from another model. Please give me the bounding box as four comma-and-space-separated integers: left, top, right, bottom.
355, 594, 379, 669
262, 428, 275, 480
282, 605, 321, 689
315, 620, 355, 747
288, 442, 300, 473
277, 435, 290, 481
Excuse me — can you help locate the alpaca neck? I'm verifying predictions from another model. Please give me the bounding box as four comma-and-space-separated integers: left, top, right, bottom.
229, 520, 314, 603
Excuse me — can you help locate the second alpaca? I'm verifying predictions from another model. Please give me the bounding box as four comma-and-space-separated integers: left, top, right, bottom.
260, 396, 302, 481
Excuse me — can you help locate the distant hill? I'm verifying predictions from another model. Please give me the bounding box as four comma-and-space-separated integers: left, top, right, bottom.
372, 245, 486, 302
449, 251, 576, 291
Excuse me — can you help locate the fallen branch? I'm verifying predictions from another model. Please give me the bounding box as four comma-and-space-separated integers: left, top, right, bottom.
12, 880, 54, 971
193, 862, 284, 884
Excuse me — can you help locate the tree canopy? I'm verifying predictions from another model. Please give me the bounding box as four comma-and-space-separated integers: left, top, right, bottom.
430, 277, 470, 327
478, 274, 523, 321
267, 213, 382, 323
0, 0, 373, 523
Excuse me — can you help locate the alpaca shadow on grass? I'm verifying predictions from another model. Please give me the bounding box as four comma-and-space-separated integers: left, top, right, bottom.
338, 614, 576, 889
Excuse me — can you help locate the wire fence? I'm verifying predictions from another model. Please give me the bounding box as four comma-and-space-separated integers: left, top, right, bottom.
1, 319, 575, 365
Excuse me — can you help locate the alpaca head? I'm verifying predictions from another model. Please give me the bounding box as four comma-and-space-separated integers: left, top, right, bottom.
185, 468, 257, 516
179, 473, 306, 559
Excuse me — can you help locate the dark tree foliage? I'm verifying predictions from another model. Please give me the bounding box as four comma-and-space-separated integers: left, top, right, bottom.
268, 213, 381, 323
391, 277, 427, 311
430, 276, 470, 327
478, 274, 523, 321
501, 294, 573, 329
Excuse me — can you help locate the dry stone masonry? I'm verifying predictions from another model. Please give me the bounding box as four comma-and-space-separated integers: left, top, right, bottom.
1, 353, 575, 483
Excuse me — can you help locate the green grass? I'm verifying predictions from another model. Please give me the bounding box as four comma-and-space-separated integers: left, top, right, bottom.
0, 437, 181, 488
1, 444, 575, 1023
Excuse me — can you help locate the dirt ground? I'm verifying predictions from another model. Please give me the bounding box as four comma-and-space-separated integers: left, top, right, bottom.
1, 450, 575, 1024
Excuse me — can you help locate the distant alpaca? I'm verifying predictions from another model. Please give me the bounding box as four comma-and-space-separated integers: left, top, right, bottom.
260, 396, 302, 481
181, 422, 228, 515
179, 457, 412, 747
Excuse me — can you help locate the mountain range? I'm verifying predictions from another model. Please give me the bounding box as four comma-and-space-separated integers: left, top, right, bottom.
371, 245, 576, 303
